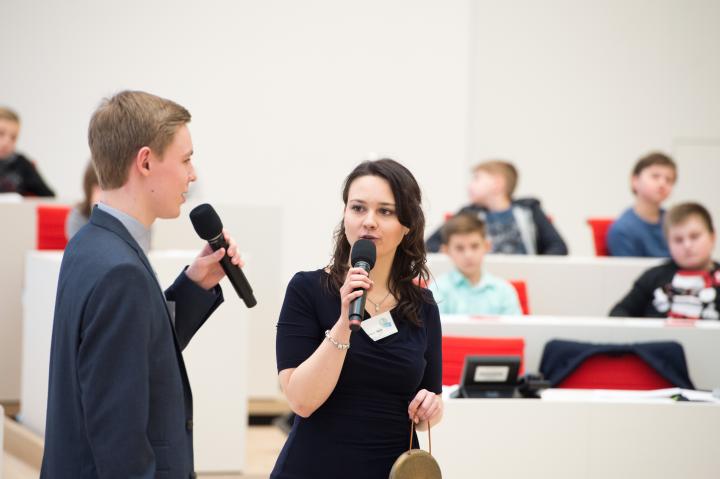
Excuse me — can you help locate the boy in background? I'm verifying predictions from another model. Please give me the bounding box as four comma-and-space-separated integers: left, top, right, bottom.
607, 152, 676, 257
430, 214, 522, 315
0, 107, 55, 196
610, 202, 719, 319
426, 160, 567, 255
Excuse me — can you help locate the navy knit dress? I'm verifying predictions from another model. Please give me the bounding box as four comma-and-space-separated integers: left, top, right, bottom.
271, 270, 442, 479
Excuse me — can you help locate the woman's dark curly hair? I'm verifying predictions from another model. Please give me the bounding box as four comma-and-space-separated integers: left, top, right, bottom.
326, 158, 432, 327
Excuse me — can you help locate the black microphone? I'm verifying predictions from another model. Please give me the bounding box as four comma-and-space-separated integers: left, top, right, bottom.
348, 239, 376, 332
189, 204, 257, 308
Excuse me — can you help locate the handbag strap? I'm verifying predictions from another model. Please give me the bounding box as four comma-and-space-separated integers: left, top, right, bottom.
408, 419, 431, 454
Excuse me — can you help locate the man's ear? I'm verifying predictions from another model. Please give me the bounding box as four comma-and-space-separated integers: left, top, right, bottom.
440, 244, 448, 254
135, 146, 152, 177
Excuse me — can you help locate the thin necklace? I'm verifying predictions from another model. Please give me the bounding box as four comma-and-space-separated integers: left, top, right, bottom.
367, 290, 392, 313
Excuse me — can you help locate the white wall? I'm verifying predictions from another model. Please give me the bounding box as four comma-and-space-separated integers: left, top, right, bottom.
1, 0, 472, 282
0, 0, 718, 411
2, 0, 719, 282
469, 0, 720, 255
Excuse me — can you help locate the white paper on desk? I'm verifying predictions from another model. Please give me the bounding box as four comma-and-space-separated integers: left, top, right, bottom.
0, 192, 23, 203
541, 387, 720, 403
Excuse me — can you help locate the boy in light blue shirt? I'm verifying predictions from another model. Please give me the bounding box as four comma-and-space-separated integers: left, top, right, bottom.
430, 214, 522, 315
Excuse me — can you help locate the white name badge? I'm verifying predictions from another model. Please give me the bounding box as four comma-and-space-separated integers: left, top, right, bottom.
360, 310, 399, 341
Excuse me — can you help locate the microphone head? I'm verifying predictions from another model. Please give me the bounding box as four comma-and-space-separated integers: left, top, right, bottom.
351, 239, 376, 269
189, 203, 224, 240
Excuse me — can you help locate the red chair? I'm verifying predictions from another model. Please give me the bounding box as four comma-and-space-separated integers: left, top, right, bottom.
508, 280, 529, 315
441, 336, 525, 386
586, 218, 614, 256
37, 204, 72, 250
557, 354, 673, 390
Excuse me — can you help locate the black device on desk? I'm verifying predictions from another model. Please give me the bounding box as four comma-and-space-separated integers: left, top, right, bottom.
452, 355, 522, 398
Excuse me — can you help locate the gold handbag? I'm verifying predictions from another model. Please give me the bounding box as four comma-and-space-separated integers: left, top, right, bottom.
388, 420, 442, 479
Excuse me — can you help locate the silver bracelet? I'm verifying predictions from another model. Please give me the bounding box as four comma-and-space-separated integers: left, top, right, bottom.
324, 330, 350, 350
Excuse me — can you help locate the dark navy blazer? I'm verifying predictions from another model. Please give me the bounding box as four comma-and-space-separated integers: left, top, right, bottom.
41, 207, 223, 479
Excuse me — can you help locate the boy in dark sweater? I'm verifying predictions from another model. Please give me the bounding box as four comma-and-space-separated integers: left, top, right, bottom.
426, 160, 567, 255
0, 107, 55, 196
610, 202, 719, 319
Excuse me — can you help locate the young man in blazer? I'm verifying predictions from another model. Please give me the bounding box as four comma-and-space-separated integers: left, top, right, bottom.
41, 91, 242, 478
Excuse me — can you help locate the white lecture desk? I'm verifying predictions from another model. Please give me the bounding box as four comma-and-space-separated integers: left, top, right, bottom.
427, 253, 664, 316
418, 393, 720, 479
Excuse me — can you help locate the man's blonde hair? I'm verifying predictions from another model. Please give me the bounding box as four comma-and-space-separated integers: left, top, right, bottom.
88, 91, 191, 189
473, 160, 518, 198
0, 107, 20, 123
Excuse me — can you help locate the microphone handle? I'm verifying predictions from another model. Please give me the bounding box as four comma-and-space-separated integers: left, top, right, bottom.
348, 289, 367, 332
348, 260, 371, 331
208, 237, 258, 308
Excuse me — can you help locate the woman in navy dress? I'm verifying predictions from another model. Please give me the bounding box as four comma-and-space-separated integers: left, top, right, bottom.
271, 159, 443, 479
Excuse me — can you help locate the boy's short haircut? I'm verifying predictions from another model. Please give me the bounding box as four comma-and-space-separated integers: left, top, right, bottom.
632, 152, 677, 179
88, 90, 191, 189
473, 160, 518, 198
0, 107, 20, 123
664, 202, 715, 235
441, 213, 487, 245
